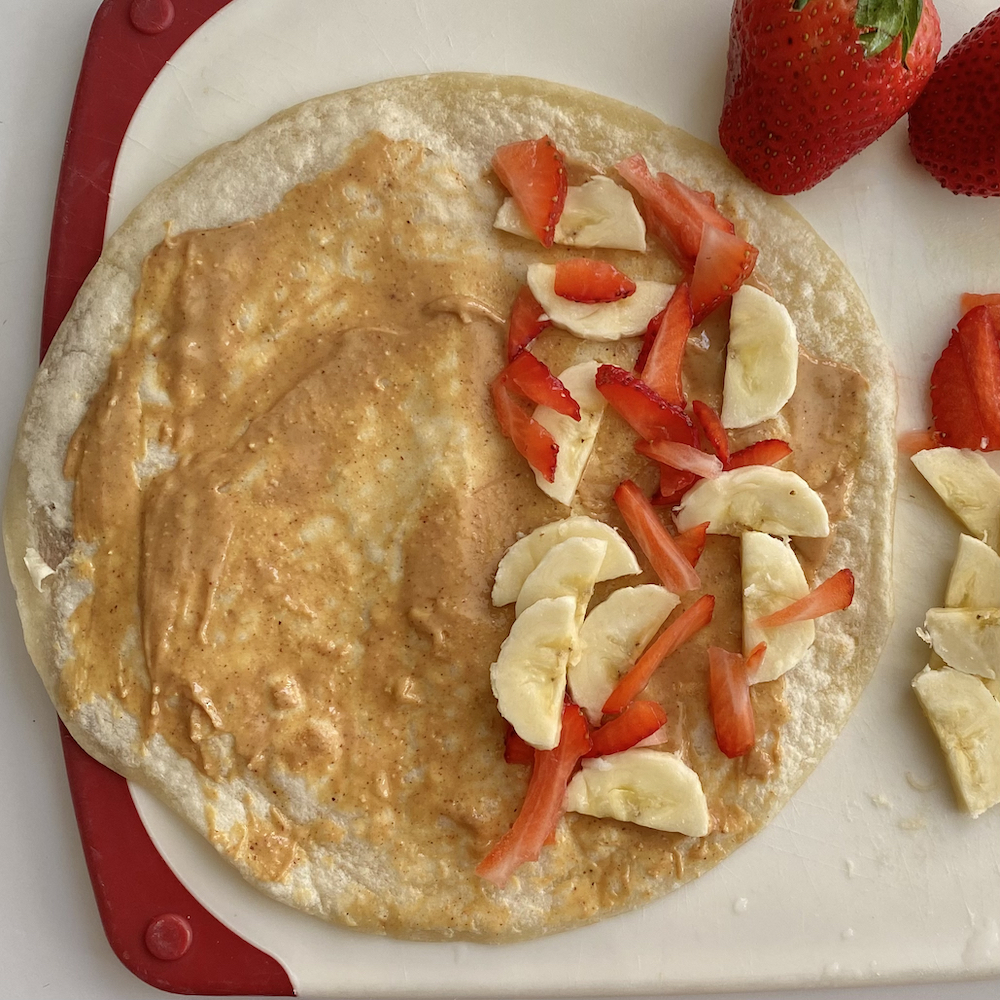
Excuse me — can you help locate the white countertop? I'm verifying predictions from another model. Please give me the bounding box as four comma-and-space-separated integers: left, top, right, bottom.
1, 1, 998, 998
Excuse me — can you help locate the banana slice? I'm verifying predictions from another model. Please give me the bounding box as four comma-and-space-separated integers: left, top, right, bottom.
674, 466, 829, 538
568, 584, 679, 724
741, 531, 814, 683
911, 448, 1000, 545
494, 176, 646, 251
526, 263, 673, 341
492, 516, 640, 606
491, 595, 578, 750
921, 608, 1000, 679
945, 534, 1000, 608
532, 361, 607, 506
515, 535, 608, 626
721, 285, 798, 429
564, 748, 710, 836
912, 666, 1000, 817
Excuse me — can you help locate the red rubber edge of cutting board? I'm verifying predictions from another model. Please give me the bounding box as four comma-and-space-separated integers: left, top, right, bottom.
43, 1, 296, 994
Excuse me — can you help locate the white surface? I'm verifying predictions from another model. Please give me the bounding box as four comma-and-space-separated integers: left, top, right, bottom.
1, 0, 999, 998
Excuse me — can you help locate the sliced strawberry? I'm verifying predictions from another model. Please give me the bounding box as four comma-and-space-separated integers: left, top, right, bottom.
507, 285, 551, 361
726, 438, 792, 469
961, 293, 1000, 328
744, 641, 767, 680
691, 400, 730, 466
476, 704, 591, 887
931, 305, 1000, 450
635, 306, 667, 373
674, 521, 709, 568
897, 429, 938, 456
504, 725, 535, 766
492, 136, 568, 249
689, 224, 758, 323
553, 258, 636, 303
614, 480, 701, 595
603, 595, 716, 715
755, 568, 855, 628
586, 700, 668, 757
641, 283, 693, 407
595, 365, 698, 444
635, 438, 723, 479
491, 378, 559, 482
708, 646, 755, 759
501, 350, 581, 420
653, 467, 699, 507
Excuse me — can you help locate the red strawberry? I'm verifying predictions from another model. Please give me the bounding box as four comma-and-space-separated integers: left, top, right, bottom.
506, 285, 550, 361
727, 438, 792, 469
594, 364, 698, 444
720, 0, 942, 195
492, 136, 568, 247
490, 378, 559, 482
908, 9, 1000, 196
499, 351, 581, 420
755, 568, 855, 627
641, 283, 693, 407
689, 225, 759, 323
708, 646, 755, 758
553, 258, 636, 302
692, 400, 731, 466
586, 700, 668, 757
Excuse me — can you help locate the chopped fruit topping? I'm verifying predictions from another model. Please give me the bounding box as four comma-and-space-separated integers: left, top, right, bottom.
507, 285, 551, 361
635, 438, 723, 479
961, 293, 1000, 320
553, 258, 637, 303
586, 700, 668, 757
595, 365, 698, 445
641, 284, 693, 407
755, 568, 855, 628
708, 646, 755, 758
898, 429, 938, 456
692, 400, 730, 466
689, 224, 759, 324
476, 703, 591, 886
614, 480, 701, 595
504, 725, 535, 765
674, 521, 709, 568
635, 306, 666, 372
930, 305, 1000, 450
492, 136, 568, 249
604, 595, 716, 715
653, 466, 699, 508
491, 378, 559, 482
726, 438, 792, 469
744, 641, 767, 679
501, 350, 581, 420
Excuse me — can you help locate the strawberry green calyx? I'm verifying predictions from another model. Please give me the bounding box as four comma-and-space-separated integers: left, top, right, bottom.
792, 0, 925, 61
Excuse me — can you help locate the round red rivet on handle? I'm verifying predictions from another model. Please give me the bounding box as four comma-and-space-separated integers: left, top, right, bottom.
144, 913, 193, 960
130, 0, 175, 35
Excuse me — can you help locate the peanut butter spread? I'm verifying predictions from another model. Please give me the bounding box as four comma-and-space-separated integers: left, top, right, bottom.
58, 131, 867, 937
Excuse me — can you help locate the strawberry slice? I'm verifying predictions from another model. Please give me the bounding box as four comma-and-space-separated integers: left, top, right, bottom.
476, 704, 591, 887
931, 305, 1000, 450
641, 283, 693, 407
614, 479, 701, 595
603, 595, 715, 715
726, 438, 791, 470
595, 365, 698, 445
691, 400, 730, 466
708, 646, 755, 759
653, 467, 699, 507
635, 306, 667, 373
689, 224, 759, 324
744, 641, 767, 680
755, 568, 855, 628
586, 700, 668, 757
553, 259, 636, 303
491, 378, 559, 482
492, 136, 568, 249
500, 350, 581, 420
961, 292, 1000, 317
635, 438, 723, 479
507, 285, 551, 361
504, 725, 535, 766
674, 521, 709, 568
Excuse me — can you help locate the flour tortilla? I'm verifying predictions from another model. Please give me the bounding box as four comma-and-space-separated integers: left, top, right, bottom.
4, 74, 895, 941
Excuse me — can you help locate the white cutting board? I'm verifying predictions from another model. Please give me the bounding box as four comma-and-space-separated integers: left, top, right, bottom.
102, 0, 999, 995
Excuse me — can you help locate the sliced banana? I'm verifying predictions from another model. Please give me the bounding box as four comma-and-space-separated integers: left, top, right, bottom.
490, 595, 578, 750
741, 531, 814, 683
492, 516, 640, 606
921, 608, 1000, 679
568, 584, 679, 724
564, 748, 710, 836
945, 534, 1000, 608
494, 176, 646, 251
533, 361, 607, 506
515, 535, 608, 626
721, 285, 798, 429
526, 262, 673, 342
911, 448, 1000, 546
912, 666, 1000, 817
674, 466, 830, 538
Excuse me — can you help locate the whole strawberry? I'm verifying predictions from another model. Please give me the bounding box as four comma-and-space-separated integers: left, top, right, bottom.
720, 0, 941, 194
908, 8, 1000, 196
